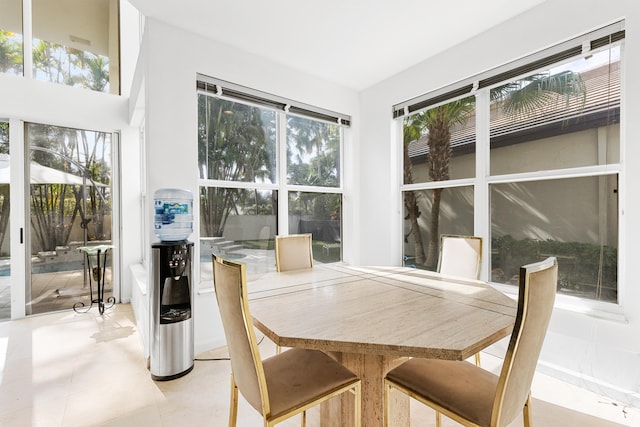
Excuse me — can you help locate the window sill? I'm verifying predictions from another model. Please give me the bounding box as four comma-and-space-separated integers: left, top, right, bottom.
130, 263, 147, 296
490, 282, 628, 324
197, 286, 215, 295
553, 298, 628, 323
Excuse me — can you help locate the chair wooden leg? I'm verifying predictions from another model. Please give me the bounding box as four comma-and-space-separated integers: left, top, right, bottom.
301, 410, 306, 427
474, 352, 481, 367
523, 393, 533, 427
229, 373, 238, 427
436, 411, 442, 427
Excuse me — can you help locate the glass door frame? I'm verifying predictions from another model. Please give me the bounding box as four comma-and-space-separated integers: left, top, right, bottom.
7, 120, 121, 319
9, 118, 26, 319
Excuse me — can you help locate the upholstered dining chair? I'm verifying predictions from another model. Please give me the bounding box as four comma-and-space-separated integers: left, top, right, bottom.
212, 255, 362, 427
275, 233, 313, 272
273, 233, 313, 354
437, 234, 483, 280
437, 234, 483, 366
384, 257, 557, 427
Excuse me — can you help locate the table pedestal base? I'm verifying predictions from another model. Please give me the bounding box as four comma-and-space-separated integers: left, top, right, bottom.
317, 352, 410, 427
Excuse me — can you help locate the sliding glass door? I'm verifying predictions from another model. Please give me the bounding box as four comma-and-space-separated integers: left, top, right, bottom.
26, 123, 113, 315
0, 122, 11, 320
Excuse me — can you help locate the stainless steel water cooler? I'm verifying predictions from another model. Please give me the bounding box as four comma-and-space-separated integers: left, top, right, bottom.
150, 240, 194, 380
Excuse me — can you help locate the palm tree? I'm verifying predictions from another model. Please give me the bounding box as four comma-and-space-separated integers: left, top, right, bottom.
286, 116, 340, 186
73, 129, 111, 241
423, 98, 476, 267
28, 124, 77, 251
286, 117, 341, 239
403, 114, 427, 264
404, 98, 475, 268
405, 69, 586, 269
491, 70, 586, 116
32, 40, 63, 84
83, 55, 109, 92
198, 96, 274, 237
0, 30, 22, 74
31, 39, 110, 93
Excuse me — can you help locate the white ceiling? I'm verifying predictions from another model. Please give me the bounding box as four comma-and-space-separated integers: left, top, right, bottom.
128, 0, 546, 91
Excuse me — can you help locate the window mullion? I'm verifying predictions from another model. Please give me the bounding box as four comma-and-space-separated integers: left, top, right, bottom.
197, 179, 278, 191
286, 185, 344, 194
23, 0, 33, 79
474, 90, 490, 281
277, 112, 288, 235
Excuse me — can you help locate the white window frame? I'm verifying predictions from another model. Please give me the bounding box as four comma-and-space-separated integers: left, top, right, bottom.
197, 86, 347, 289
397, 22, 626, 321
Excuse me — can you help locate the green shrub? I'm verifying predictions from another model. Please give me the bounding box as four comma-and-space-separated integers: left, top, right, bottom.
491, 236, 617, 302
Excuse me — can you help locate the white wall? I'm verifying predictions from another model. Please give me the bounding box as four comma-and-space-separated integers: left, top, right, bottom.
140, 19, 360, 354
358, 0, 640, 406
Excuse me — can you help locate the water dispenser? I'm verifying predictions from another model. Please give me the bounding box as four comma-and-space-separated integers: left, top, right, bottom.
150, 189, 194, 380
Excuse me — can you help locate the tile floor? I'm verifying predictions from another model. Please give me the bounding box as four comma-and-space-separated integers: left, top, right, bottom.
0, 303, 638, 426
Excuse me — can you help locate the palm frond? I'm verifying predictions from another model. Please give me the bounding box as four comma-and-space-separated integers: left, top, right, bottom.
494, 70, 586, 118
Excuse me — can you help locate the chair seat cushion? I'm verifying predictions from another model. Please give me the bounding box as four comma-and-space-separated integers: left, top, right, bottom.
386, 358, 498, 426
262, 348, 359, 419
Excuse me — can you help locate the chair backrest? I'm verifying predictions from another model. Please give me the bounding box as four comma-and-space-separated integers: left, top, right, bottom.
437, 234, 482, 280
275, 233, 314, 272
212, 255, 270, 416
492, 257, 558, 427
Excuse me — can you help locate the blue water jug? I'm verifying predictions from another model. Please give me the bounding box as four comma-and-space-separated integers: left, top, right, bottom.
154, 188, 193, 241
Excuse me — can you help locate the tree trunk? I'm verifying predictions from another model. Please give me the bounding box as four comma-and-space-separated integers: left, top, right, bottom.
404, 190, 426, 265
425, 187, 443, 268
403, 142, 426, 265
425, 112, 451, 268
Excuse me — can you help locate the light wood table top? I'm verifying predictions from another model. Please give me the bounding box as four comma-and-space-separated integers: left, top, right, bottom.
248, 263, 517, 427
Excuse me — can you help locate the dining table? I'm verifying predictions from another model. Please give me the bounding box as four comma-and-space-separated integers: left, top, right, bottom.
248, 263, 517, 427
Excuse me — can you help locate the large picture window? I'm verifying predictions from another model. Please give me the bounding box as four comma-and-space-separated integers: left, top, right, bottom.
399, 22, 623, 305
197, 77, 347, 284
0, 0, 23, 75
0, 0, 120, 94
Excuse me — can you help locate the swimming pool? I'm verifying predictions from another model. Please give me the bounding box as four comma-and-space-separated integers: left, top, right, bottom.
0, 259, 105, 276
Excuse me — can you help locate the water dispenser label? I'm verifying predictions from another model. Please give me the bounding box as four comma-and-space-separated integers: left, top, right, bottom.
155, 203, 189, 224
155, 201, 189, 215
164, 202, 189, 215
153, 196, 193, 240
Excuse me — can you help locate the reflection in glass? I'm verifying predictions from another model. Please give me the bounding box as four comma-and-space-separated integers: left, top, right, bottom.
403, 96, 476, 185
402, 186, 474, 271
199, 187, 277, 280
27, 123, 113, 315
288, 191, 341, 263
286, 116, 340, 187
198, 94, 276, 183
0, 0, 23, 75
491, 176, 618, 303
490, 46, 620, 175
197, 92, 346, 281
32, 0, 119, 93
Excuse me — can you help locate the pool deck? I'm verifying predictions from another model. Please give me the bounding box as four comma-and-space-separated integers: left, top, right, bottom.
0, 268, 112, 320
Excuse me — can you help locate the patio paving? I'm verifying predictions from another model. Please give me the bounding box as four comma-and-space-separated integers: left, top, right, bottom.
0, 268, 112, 321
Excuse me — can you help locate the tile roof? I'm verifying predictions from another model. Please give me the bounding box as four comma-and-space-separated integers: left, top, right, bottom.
408, 62, 621, 159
